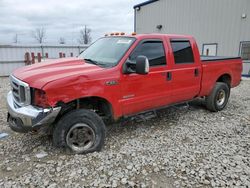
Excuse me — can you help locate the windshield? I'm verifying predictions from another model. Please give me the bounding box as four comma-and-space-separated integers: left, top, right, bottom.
78, 37, 135, 67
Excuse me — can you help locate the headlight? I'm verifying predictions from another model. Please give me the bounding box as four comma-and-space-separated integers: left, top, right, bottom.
33, 89, 50, 108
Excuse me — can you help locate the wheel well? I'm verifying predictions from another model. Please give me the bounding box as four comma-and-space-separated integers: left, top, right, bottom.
216, 74, 231, 88
57, 97, 113, 122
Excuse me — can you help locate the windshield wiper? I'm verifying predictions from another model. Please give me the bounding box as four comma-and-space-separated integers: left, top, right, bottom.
83, 58, 108, 67
84, 58, 99, 65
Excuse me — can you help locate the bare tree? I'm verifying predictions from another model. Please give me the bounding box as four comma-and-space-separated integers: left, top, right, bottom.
32, 28, 46, 43
59, 37, 66, 44
78, 25, 91, 44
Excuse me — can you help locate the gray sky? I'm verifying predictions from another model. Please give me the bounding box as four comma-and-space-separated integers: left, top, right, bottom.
0, 0, 143, 44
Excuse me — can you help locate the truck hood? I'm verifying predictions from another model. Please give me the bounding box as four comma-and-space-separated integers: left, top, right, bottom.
13, 58, 104, 89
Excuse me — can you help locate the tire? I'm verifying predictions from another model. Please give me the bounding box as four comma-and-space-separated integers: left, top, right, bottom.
53, 109, 106, 154
205, 82, 230, 112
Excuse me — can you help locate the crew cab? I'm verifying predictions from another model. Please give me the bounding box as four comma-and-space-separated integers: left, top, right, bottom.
7, 33, 242, 154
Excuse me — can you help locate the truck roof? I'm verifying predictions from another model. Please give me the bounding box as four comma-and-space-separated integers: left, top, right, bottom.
108, 33, 194, 40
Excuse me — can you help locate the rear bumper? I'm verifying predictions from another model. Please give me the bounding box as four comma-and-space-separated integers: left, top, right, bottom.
7, 91, 61, 133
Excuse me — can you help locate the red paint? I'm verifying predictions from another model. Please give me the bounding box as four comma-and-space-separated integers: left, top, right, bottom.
12, 34, 242, 120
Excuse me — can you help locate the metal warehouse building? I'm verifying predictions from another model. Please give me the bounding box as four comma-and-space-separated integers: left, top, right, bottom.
134, 0, 250, 76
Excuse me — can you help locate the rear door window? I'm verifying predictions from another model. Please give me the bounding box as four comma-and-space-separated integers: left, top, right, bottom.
170, 40, 194, 64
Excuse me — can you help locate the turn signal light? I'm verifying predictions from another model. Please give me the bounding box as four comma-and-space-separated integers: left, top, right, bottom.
131, 32, 136, 35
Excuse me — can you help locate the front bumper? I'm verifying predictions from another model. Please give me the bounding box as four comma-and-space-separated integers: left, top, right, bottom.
7, 91, 61, 133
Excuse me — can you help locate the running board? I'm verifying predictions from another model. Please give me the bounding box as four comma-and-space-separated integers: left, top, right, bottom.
131, 110, 157, 122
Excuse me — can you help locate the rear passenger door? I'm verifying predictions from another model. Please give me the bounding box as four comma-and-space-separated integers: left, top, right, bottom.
169, 39, 201, 103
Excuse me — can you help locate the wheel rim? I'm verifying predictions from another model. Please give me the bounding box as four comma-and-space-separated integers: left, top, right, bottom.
66, 123, 96, 152
216, 89, 226, 106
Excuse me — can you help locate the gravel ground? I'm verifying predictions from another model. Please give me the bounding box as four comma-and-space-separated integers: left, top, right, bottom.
0, 77, 250, 188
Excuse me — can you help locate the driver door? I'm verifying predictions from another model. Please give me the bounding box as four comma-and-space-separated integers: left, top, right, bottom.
120, 39, 171, 116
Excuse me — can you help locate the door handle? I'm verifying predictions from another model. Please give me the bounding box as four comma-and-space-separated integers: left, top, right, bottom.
167, 72, 172, 81
194, 68, 199, 77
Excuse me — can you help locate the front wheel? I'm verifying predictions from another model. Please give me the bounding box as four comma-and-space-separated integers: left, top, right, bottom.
205, 82, 230, 112
53, 109, 106, 154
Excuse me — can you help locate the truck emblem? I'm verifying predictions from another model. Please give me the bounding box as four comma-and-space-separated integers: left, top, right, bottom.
105, 80, 118, 86
122, 94, 135, 99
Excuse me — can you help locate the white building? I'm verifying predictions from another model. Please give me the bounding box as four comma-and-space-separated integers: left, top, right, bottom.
134, 0, 250, 76
0, 44, 88, 76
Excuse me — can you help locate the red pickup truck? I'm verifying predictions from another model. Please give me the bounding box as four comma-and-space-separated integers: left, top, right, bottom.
7, 34, 242, 153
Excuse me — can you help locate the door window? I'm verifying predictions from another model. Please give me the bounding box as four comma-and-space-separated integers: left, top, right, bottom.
240, 41, 250, 76
202, 43, 218, 56
129, 40, 166, 67
240, 42, 250, 60
170, 40, 194, 64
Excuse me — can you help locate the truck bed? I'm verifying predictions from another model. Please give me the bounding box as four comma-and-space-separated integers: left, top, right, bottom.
199, 57, 242, 97
201, 56, 241, 62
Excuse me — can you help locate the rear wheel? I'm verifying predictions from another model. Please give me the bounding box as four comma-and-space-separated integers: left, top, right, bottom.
53, 109, 106, 154
206, 82, 230, 112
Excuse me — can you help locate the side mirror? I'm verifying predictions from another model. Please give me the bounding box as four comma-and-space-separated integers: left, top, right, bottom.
136, 55, 149, 75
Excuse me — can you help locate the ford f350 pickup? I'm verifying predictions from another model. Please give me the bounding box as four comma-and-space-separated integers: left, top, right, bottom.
7, 34, 242, 153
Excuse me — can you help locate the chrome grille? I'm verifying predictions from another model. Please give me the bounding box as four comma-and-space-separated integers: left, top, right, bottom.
10, 75, 31, 106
